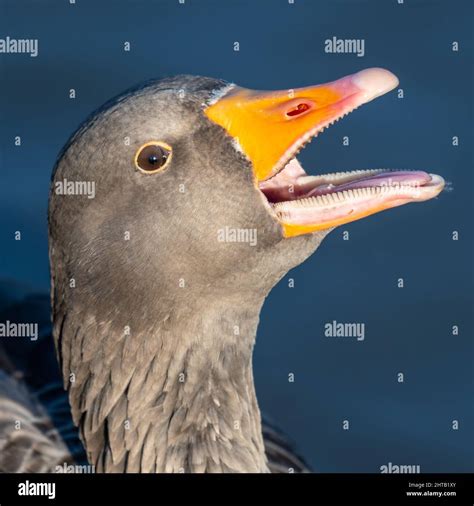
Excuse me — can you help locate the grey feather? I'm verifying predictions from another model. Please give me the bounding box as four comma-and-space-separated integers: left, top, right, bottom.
4, 75, 328, 473
0, 370, 72, 473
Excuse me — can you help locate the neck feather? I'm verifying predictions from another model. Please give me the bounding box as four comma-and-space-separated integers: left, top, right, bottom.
56, 295, 269, 472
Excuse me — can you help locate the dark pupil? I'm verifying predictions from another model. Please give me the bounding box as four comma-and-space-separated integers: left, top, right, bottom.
138, 145, 168, 171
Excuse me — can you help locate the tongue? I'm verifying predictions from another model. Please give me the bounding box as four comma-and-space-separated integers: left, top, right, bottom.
306, 170, 432, 198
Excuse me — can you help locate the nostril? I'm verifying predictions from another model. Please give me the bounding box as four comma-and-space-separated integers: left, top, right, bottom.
286, 102, 311, 117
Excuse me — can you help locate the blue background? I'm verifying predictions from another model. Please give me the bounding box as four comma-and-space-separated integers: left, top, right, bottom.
0, 0, 472, 472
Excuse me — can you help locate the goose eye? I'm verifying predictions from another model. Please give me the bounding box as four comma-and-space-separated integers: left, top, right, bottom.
135, 142, 172, 174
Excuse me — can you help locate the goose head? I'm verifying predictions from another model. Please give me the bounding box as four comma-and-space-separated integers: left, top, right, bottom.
48, 69, 444, 472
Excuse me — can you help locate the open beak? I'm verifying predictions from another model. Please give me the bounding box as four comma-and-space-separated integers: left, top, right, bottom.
205, 68, 445, 238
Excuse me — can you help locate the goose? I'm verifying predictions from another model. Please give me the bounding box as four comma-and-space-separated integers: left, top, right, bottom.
0, 68, 444, 473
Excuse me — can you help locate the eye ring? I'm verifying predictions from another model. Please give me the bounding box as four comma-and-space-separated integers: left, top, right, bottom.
134, 141, 173, 174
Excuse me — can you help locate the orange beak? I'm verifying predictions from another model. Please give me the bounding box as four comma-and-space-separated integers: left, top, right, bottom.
205, 68, 399, 182
205, 68, 444, 238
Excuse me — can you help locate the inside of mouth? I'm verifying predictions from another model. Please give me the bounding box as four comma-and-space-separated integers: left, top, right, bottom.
258, 157, 443, 228
258, 158, 433, 204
